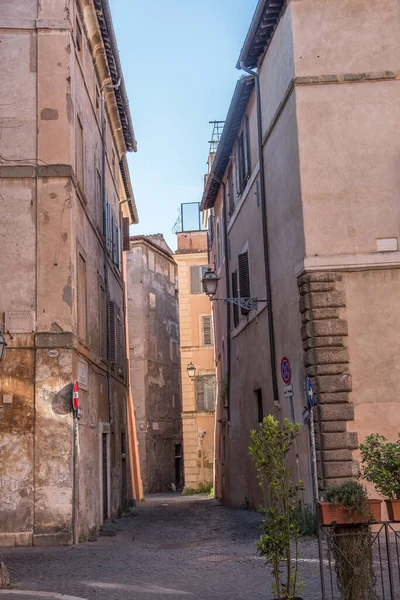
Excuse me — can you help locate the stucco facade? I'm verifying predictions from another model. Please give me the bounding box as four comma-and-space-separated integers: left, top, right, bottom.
125, 235, 182, 493
0, 0, 138, 546
202, 0, 400, 509
175, 231, 216, 490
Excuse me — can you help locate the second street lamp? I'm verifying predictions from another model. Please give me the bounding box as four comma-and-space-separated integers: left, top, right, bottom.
186, 362, 196, 380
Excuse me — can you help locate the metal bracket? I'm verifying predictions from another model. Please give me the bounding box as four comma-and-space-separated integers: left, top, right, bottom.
211, 297, 267, 311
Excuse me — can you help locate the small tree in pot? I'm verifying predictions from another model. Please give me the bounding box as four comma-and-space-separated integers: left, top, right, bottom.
249, 416, 303, 600
360, 433, 400, 521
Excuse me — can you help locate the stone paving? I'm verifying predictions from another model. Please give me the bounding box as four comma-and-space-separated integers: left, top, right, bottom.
0, 494, 324, 600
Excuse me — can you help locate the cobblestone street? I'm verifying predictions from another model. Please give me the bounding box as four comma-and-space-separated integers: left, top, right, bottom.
0, 495, 322, 600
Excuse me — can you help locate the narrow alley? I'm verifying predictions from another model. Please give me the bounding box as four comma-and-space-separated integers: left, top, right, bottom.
0, 496, 322, 600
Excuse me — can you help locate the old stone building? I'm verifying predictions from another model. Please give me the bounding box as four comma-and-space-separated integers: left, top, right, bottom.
125, 235, 182, 493
201, 0, 400, 509
175, 222, 216, 491
0, 0, 138, 545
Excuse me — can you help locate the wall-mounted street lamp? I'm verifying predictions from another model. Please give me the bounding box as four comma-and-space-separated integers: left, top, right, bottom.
0, 332, 7, 361
201, 268, 267, 312
186, 362, 196, 380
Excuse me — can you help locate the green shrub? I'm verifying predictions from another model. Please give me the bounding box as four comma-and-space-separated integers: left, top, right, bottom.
324, 480, 370, 520
360, 433, 400, 499
293, 504, 316, 537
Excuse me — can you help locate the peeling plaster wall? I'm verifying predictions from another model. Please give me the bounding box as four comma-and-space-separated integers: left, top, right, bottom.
0, 0, 131, 546
126, 240, 182, 493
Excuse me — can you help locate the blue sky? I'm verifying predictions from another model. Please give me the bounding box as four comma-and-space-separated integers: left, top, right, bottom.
109, 0, 257, 250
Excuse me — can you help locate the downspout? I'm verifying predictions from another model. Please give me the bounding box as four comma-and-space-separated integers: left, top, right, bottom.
101, 77, 121, 426
239, 63, 279, 404
209, 176, 231, 422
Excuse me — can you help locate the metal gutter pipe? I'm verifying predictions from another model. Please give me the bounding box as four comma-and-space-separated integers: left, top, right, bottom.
239, 62, 279, 404
210, 175, 231, 422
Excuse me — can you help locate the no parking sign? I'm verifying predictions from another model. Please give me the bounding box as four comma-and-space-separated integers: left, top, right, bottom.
280, 356, 291, 385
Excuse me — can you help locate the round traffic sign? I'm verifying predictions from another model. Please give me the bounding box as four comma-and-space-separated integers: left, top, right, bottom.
72, 380, 79, 411
306, 377, 314, 408
280, 357, 291, 385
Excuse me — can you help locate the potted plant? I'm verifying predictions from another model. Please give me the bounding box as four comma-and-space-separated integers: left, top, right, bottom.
319, 480, 382, 525
360, 433, 400, 521
249, 416, 303, 600
320, 481, 377, 600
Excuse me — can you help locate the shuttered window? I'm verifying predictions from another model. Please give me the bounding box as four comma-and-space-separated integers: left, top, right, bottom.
108, 300, 116, 363
228, 165, 235, 215
238, 251, 251, 315
235, 116, 251, 196
122, 217, 130, 251
201, 315, 213, 347
231, 270, 239, 328
108, 300, 124, 372
195, 376, 216, 412
190, 265, 207, 294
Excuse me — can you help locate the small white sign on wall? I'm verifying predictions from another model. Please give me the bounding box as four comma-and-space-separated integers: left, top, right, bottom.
77, 358, 88, 390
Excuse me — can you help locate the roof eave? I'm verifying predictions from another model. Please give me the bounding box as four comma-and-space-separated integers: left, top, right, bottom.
200, 76, 255, 211
120, 156, 139, 224
97, 0, 137, 153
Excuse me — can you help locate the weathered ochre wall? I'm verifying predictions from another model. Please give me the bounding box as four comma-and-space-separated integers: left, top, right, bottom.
126, 238, 182, 494
175, 233, 215, 489
0, 0, 133, 546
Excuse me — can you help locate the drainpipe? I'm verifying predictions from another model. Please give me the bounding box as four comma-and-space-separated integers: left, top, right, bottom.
101, 77, 121, 426
209, 175, 231, 422
239, 63, 279, 405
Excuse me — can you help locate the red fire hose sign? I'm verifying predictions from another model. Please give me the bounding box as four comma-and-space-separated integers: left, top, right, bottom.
280, 357, 291, 385
72, 380, 79, 411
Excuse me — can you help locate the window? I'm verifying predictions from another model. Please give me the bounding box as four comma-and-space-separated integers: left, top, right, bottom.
122, 217, 130, 251
148, 250, 155, 271
105, 201, 121, 270
169, 263, 175, 284
75, 17, 82, 53
78, 253, 87, 342
231, 270, 239, 328
236, 115, 251, 196
228, 165, 235, 215
216, 222, 221, 269
75, 116, 84, 186
98, 275, 107, 359
170, 339, 178, 362
190, 265, 208, 294
238, 251, 251, 315
149, 292, 156, 309
195, 375, 216, 412
95, 168, 102, 230
201, 315, 213, 347
255, 388, 263, 423
112, 149, 116, 179
108, 300, 124, 371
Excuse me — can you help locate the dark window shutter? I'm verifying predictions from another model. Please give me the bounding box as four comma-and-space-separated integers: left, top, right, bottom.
123, 217, 130, 251
195, 378, 205, 411
205, 376, 216, 411
238, 251, 250, 315
228, 166, 235, 215
108, 300, 116, 363
235, 147, 241, 196
243, 115, 251, 180
231, 270, 239, 328
190, 266, 200, 294
202, 316, 213, 347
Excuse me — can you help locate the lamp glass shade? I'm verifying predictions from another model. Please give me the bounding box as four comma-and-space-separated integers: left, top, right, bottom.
186, 362, 196, 379
202, 269, 218, 297
0, 333, 7, 361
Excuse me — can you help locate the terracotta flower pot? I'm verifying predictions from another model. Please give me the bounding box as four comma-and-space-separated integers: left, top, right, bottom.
385, 499, 400, 522
319, 499, 382, 525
